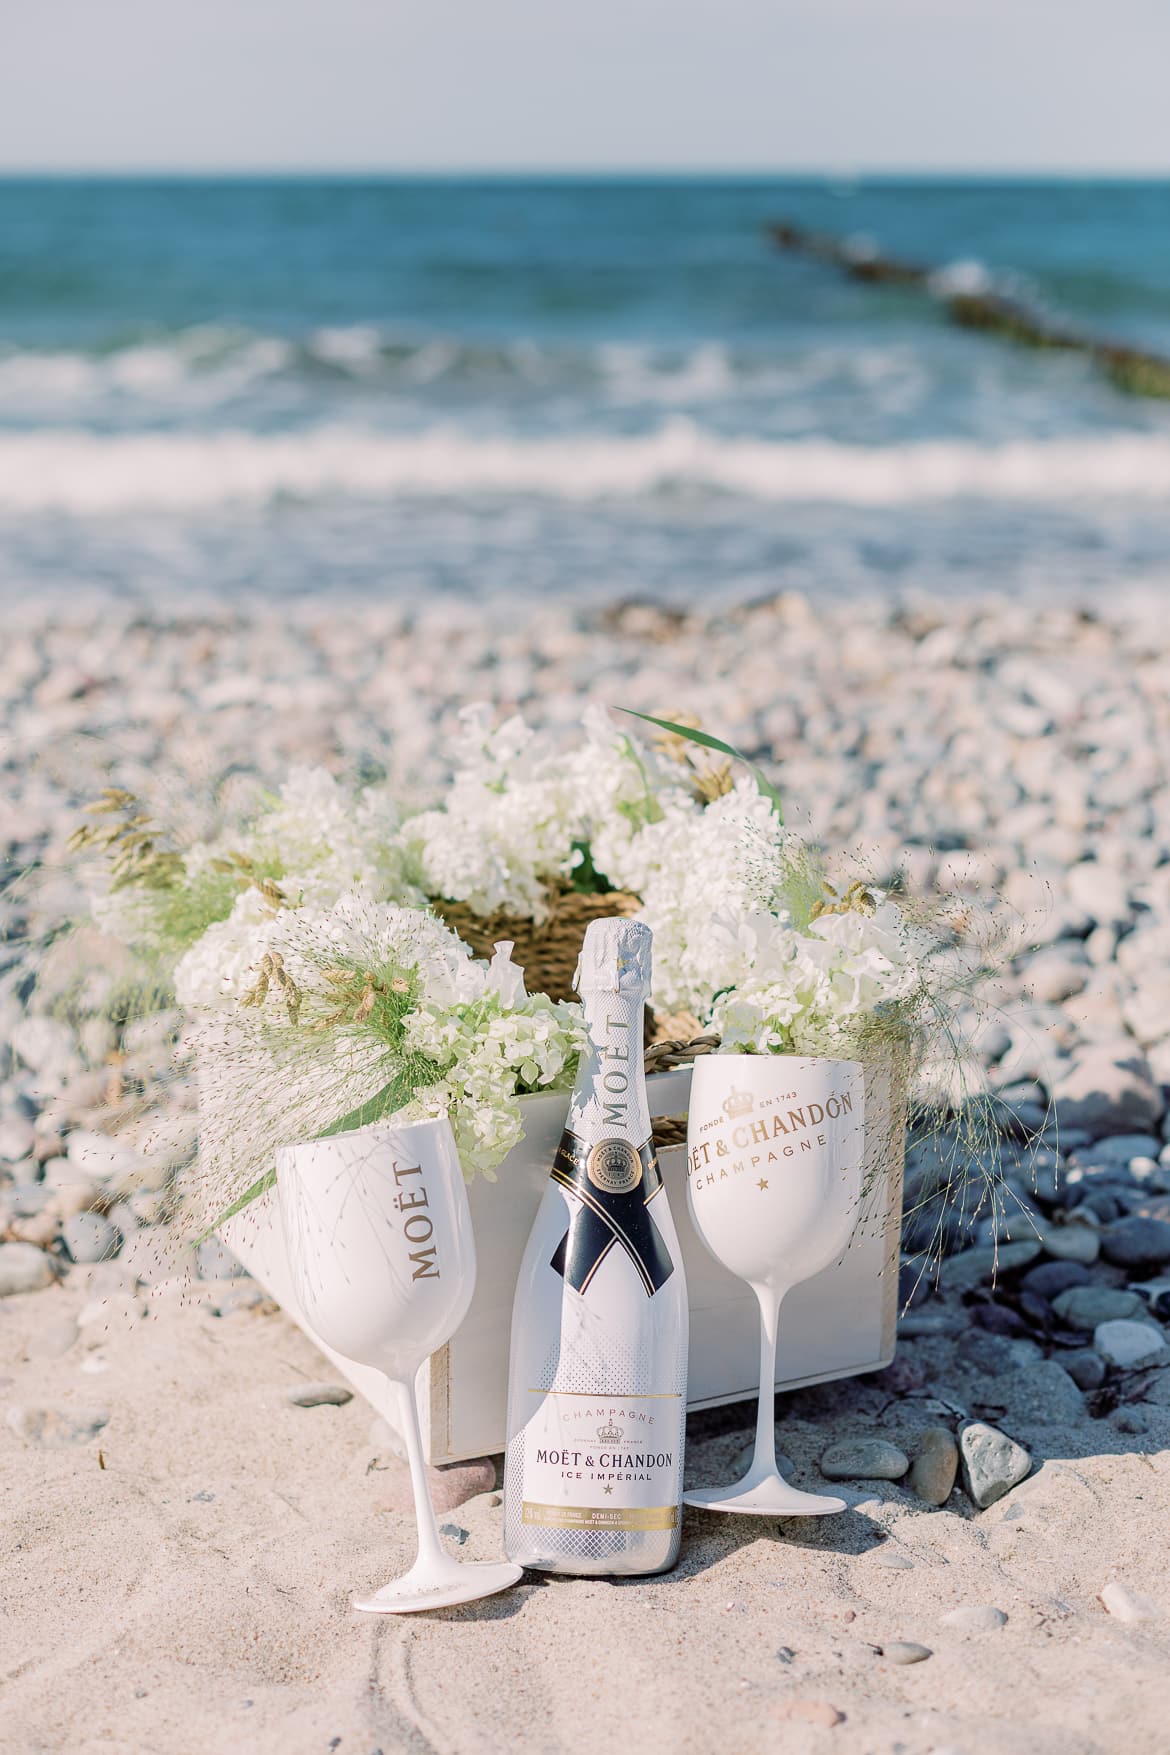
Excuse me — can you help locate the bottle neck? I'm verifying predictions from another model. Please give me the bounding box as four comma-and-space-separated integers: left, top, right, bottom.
567, 984, 650, 1146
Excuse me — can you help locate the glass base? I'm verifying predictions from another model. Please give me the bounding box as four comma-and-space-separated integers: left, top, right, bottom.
352, 1557, 523, 1614
684, 1470, 846, 1519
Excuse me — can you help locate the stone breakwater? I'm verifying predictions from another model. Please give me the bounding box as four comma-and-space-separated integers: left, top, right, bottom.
2, 588, 1170, 1457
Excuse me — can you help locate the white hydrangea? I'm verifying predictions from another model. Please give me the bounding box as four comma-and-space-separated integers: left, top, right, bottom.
396, 969, 583, 1176
630, 777, 808, 1017
401, 708, 577, 918
565, 705, 691, 890
174, 888, 284, 1009
245, 765, 418, 909
221, 892, 583, 1179
708, 898, 930, 1055
399, 704, 685, 919
101, 707, 956, 1193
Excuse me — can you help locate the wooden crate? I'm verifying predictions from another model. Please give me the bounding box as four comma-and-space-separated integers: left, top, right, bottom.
216, 1056, 905, 1463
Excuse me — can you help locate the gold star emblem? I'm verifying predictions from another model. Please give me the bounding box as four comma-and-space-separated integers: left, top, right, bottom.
603, 1484, 614, 1495
757, 1178, 769, 1190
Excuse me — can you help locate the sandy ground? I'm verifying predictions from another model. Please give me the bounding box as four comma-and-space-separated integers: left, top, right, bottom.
3, 1263, 1168, 1755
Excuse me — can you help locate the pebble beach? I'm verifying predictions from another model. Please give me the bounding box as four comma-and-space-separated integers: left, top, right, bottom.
4, 587, 1170, 1755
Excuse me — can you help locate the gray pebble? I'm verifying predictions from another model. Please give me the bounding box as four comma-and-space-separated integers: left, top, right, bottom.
898, 1308, 968, 1337
0, 1114, 36, 1162
908, 1426, 958, 1506
1093, 1319, 1166, 1368
1131, 1276, 1170, 1317
1021, 1260, 1090, 1300
879, 1641, 932, 1664
10, 1016, 80, 1080
1070, 1133, 1162, 1168
1051, 1285, 1143, 1328
820, 1438, 909, 1481
1052, 1050, 1163, 1140
285, 1382, 354, 1408
439, 1522, 470, 1545
1041, 1223, 1101, 1265
1062, 1348, 1107, 1390
61, 1211, 122, 1265
1101, 1217, 1170, 1268
0, 1240, 56, 1296
1055, 1129, 1094, 1154
1024, 950, 1087, 1005
213, 1284, 269, 1317
7, 1404, 109, 1446
65, 1129, 143, 1181
9, 1182, 52, 1218
733, 1440, 795, 1479
1099, 1582, 1159, 1623
940, 1605, 1008, 1632
959, 1422, 1031, 1509
1069, 1190, 1124, 1225
937, 1240, 1041, 1291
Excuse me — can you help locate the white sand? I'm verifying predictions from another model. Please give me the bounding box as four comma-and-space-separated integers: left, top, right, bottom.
3, 1265, 1168, 1755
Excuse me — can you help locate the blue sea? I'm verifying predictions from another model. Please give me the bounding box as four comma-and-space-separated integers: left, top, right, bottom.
2, 176, 1170, 609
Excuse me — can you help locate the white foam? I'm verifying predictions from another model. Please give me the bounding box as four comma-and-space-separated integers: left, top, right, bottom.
0, 327, 292, 414
3, 420, 1170, 512
0, 327, 935, 417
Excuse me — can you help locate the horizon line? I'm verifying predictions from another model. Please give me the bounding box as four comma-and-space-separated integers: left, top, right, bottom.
2, 164, 1170, 182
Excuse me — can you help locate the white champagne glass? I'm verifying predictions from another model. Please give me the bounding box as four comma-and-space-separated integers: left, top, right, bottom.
683, 1054, 866, 1517
276, 1116, 523, 1611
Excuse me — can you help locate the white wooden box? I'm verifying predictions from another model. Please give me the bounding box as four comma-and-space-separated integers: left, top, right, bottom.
216, 1057, 906, 1463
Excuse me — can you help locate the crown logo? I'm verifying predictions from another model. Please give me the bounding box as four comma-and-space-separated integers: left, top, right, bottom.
722, 1086, 754, 1119
597, 1420, 624, 1444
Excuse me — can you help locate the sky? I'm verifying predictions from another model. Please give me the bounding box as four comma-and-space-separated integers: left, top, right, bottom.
1, 0, 1168, 175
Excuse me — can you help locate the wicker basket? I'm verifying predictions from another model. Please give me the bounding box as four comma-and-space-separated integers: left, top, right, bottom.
434, 887, 643, 1003
433, 886, 715, 1148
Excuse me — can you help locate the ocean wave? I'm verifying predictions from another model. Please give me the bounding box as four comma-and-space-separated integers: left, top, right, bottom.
0, 325, 930, 416
4, 422, 1170, 512
0, 327, 291, 412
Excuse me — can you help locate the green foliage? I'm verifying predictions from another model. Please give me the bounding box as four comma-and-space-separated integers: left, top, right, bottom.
617, 709, 785, 822
567, 839, 614, 896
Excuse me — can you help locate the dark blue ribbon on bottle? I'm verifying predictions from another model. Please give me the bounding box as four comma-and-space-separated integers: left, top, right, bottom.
548, 1130, 675, 1298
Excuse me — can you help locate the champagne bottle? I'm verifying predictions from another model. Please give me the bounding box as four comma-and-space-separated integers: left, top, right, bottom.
503, 917, 688, 1576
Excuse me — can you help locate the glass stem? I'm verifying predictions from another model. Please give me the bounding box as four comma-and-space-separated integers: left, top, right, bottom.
391, 1372, 447, 1571
752, 1285, 784, 1478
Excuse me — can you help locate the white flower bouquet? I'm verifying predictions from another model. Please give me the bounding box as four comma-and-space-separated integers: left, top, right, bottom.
69, 707, 983, 1234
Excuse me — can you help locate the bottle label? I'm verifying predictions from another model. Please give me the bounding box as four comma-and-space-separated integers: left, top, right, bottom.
548, 1130, 674, 1298
520, 1389, 682, 1531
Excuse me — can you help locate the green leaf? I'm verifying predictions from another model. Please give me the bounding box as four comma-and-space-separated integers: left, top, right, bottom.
317, 1075, 413, 1137
616, 710, 784, 823
192, 1168, 276, 1244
